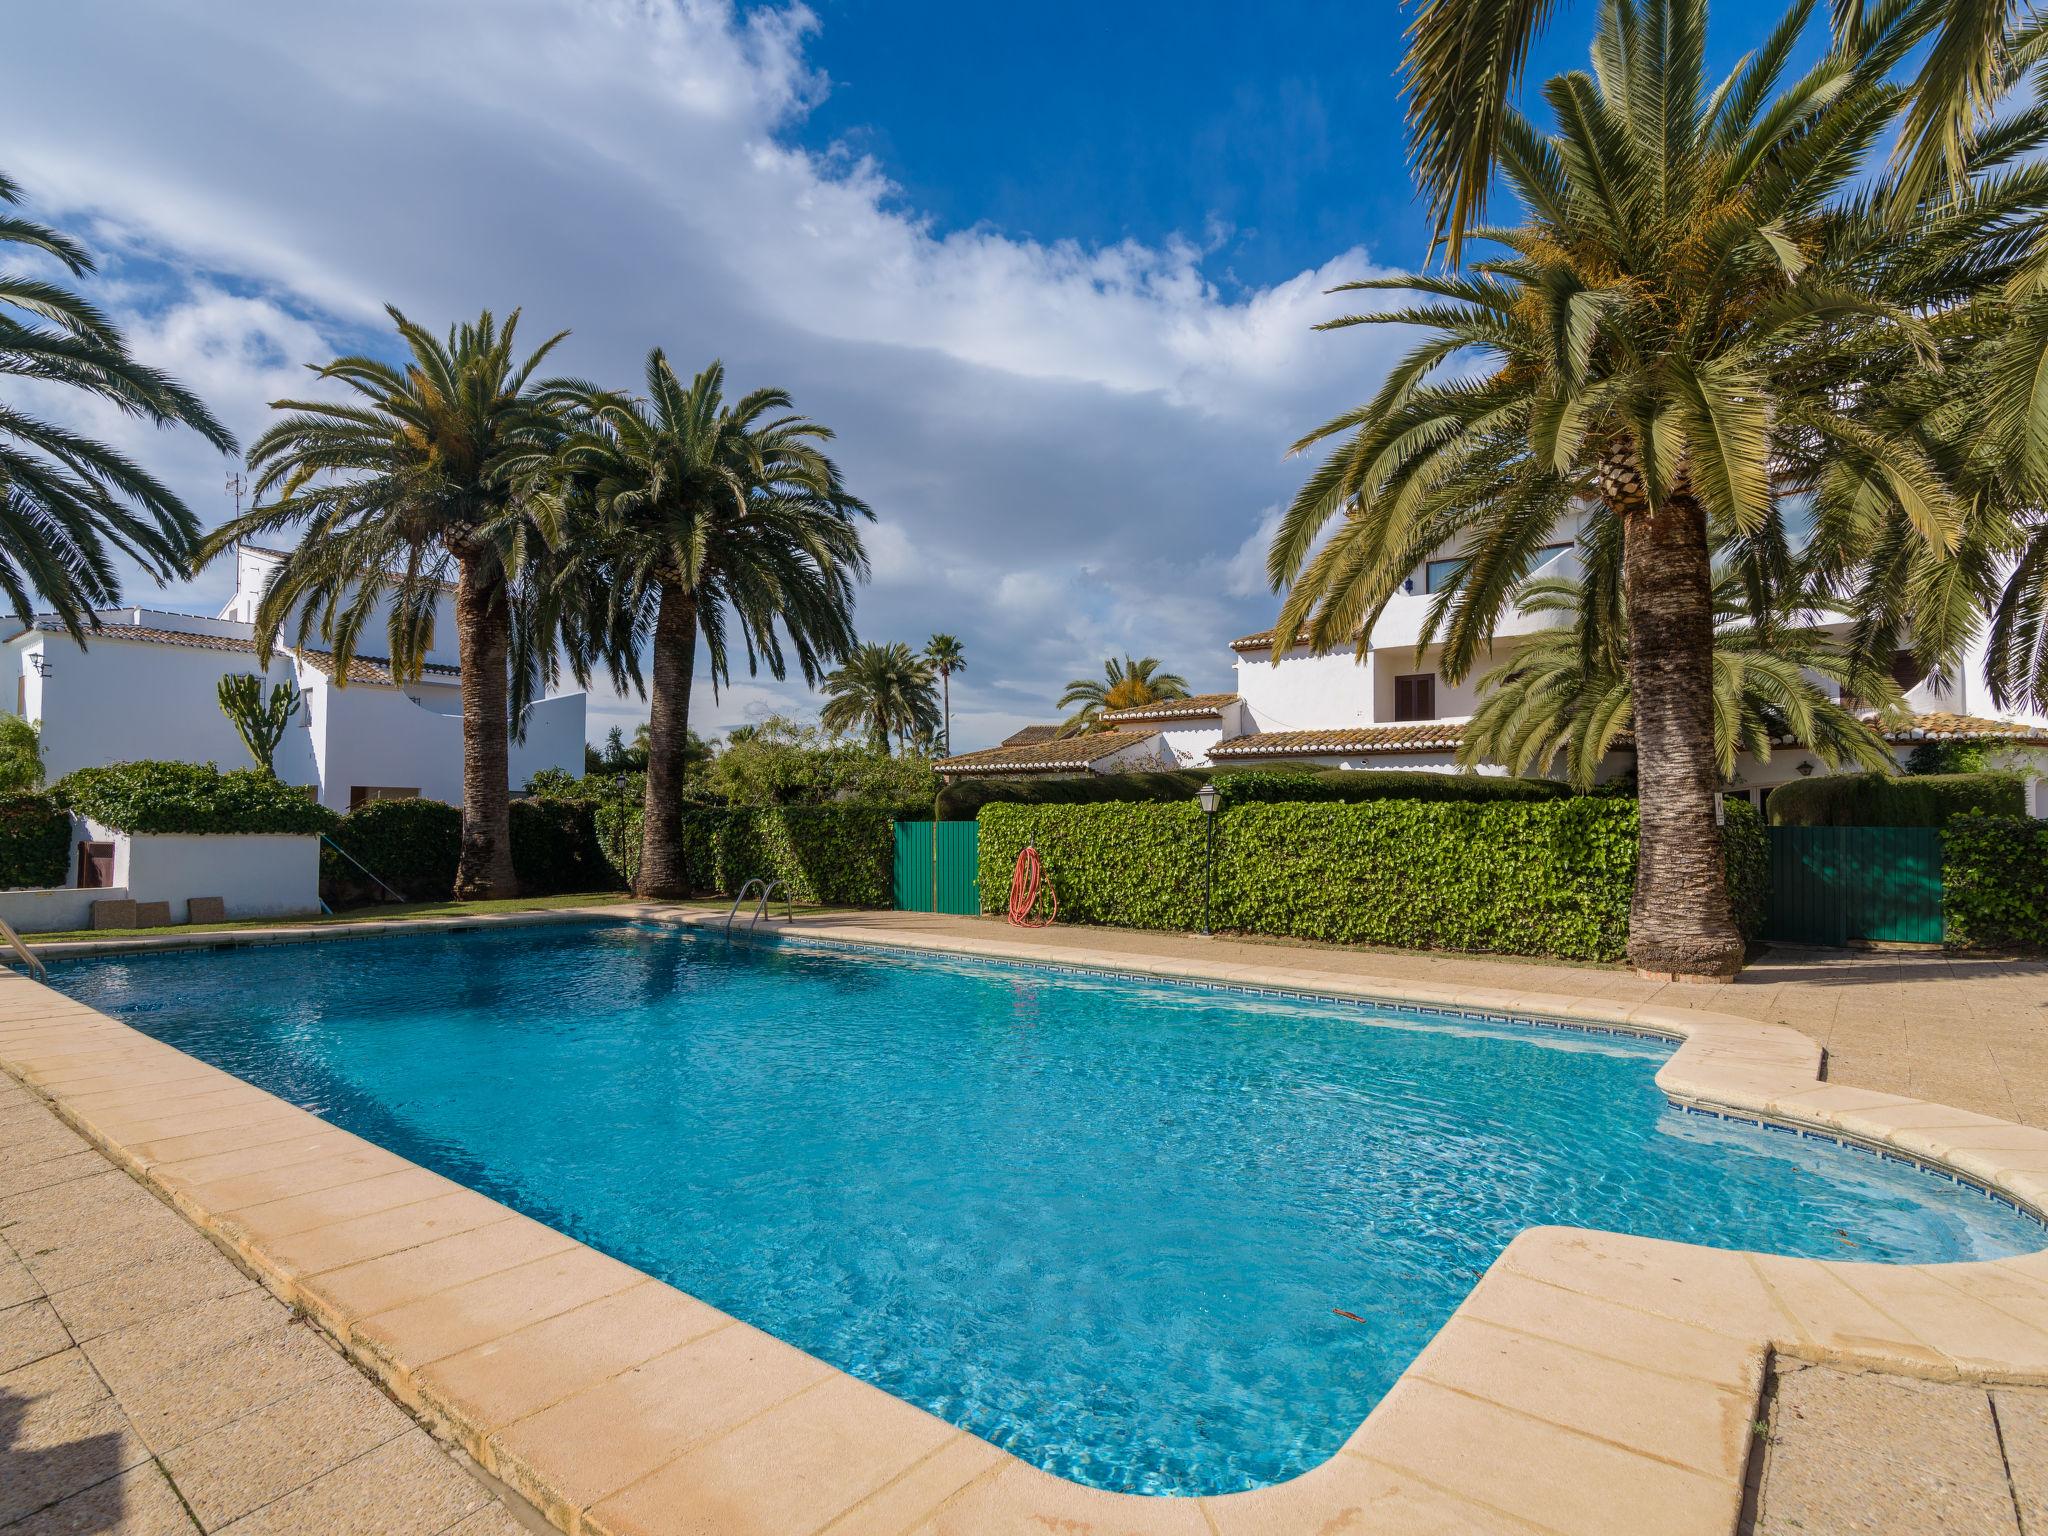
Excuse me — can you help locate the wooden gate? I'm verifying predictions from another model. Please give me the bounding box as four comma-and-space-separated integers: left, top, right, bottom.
1766, 826, 1944, 946
893, 821, 981, 915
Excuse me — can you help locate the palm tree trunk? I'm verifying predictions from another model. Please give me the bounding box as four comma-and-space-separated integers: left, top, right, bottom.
1610, 460, 1744, 980
942, 671, 952, 757
452, 554, 518, 901
636, 582, 697, 899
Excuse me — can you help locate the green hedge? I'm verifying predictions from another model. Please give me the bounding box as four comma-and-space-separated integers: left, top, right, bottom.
671, 806, 894, 906
1767, 771, 2024, 828
323, 795, 626, 903
935, 766, 1564, 820
510, 799, 618, 895
1944, 812, 2048, 950
0, 794, 70, 890
1724, 798, 1769, 942
56, 762, 337, 836
321, 797, 461, 901
1210, 768, 1566, 805
978, 797, 1766, 962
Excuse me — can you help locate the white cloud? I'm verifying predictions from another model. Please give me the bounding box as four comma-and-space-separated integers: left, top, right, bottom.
0, 0, 1417, 750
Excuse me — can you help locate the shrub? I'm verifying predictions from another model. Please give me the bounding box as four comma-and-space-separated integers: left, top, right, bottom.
674, 806, 894, 906
1209, 767, 1567, 805
510, 799, 619, 895
935, 766, 1564, 820
1722, 797, 1769, 941
1944, 812, 2048, 951
978, 800, 1631, 960
934, 771, 1208, 821
1767, 771, 2024, 828
978, 797, 1767, 962
1906, 739, 1990, 775
322, 797, 461, 902
56, 761, 336, 836
0, 793, 70, 890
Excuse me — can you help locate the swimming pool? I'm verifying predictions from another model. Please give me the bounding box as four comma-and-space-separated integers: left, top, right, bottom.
50, 922, 2043, 1496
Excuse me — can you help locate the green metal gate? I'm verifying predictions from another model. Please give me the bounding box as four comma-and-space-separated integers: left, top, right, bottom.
893, 821, 981, 915
1766, 826, 1944, 945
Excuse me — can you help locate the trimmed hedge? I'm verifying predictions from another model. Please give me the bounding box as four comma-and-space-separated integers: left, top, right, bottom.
56, 761, 336, 836
671, 806, 894, 906
0, 794, 70, 890
978, 797, 1767, 962
1767, 771, 2024, 829
1210, 768, 1567, 805
934, 771, 1209, 822
322, 797, 462, 902
1724, 798, 1769, 942
323, 795, 625, 903
1944, 812, 2048, 950
935, 766, 1564, 820
510, 799, 618, 894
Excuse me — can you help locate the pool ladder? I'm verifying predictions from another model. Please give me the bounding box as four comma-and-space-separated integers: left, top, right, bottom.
0, 913, 45, 981
724, 878, 794, 939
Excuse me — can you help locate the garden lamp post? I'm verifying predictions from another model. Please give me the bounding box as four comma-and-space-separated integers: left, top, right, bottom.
1196, 783, 1220, 935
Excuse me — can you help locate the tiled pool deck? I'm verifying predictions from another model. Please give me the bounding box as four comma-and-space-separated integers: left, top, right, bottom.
6, 905, 2048, 1534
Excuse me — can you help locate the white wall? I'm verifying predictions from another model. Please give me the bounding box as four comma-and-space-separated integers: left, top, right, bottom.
0, 887, 117, 933
114, 829, 321, 919
307, 675, 586, 810
1236, 649, 1376, 733
11, 631, 318, 787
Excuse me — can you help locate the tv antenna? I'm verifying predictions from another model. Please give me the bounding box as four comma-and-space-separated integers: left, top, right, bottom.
225, 471, 246, 518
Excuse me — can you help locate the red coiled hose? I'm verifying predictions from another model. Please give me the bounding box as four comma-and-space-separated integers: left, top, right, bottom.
1007, 844, 1058, 928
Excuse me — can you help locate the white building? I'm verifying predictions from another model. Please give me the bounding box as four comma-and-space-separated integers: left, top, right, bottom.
1, 544, 586, 811
938, 530, 2048, 815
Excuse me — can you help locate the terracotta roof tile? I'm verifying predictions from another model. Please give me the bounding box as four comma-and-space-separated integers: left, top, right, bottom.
1873, 712, 2048, 745
936, 728, 1161, 775
296, 649, 462, 688
1229, 625, 1361, 654
1000, 725, 1061, 747
1210, 723, 1466, 758
1098, 692, 1239, 724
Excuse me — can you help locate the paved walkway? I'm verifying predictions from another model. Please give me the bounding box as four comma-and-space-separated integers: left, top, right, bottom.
0, 1074, 533, 1535
1749, 1361, 2048, 1534
830, 912, 2048, 1127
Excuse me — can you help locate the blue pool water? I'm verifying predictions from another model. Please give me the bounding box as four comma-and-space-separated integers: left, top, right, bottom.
50, 923, 2042, 1495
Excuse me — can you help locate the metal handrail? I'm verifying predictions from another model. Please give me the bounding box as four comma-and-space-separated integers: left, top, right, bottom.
724, 878, 769, 937
0, 913, 47, 981
747, 880, 794, 935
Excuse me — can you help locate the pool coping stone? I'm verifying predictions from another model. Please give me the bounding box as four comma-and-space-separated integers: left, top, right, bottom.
5, 902, 2048, 1535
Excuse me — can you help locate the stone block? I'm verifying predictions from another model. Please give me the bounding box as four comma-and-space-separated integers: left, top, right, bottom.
132, 902, 172, 929
186, 897, 226, 924
89, 900, 137, 931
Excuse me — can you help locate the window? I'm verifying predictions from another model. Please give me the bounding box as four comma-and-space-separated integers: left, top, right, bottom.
349, 786, 420, 810
1531, 541, 1573, 568
1423, 558, 1462, 594
1393, 675, 1436, 722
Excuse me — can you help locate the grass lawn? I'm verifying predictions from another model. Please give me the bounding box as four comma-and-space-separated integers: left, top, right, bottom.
25, 890, 645, 945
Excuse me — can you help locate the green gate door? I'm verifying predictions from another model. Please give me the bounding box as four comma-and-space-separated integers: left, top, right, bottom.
1766, 826, 1944, 945
893, 821, 981, 915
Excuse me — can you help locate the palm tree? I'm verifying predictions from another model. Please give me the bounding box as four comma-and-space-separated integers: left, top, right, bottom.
1402, 0, 2021, 262
923, 633, 966, 755
1057, 656, 1190, 735
1269, 0, 1956, 977
1461, 576, 1904, 788
560, 353, 868, 897
819, 642, 939, 752
203, 307, 571, 899
0, 171, 235, 632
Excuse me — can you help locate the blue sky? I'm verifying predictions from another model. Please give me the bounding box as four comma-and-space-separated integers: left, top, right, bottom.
1, 0, 1798, 750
